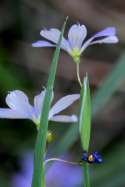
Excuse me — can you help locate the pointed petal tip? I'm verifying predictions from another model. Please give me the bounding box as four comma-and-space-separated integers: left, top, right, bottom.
91, 35, 119, 45
111, 36, 119, 43
40, 29, 46, 36
50, 114, 78, 123
49, 94, 80, 118
32, 42, 40, 47
0, 108, 27, 119
71, 115, 78, 122
105, 26, 116, 33
32, 41, 54, 47
40, 28, 62, 45
95, 27, 117, 37
68, 23, 87, 49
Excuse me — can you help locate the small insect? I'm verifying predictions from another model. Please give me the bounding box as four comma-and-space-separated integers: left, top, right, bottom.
81, 151, 103, 164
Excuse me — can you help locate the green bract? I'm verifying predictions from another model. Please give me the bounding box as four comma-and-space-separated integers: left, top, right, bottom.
79, 76, 91, 151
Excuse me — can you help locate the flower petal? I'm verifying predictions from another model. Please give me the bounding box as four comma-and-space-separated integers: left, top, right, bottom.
6, 90, 33, 119
34, 90, 46, 116
68, 24, 87, 49
90, 36, 118, 44
33, 89, 54, 122
32, 41, 55, 47
80, 27, 118, 53
40, 28, 70, 51
50, 114, 78, 123
94, 27, 116, 37
49, 94, 80, 118
0, 108, 30, 119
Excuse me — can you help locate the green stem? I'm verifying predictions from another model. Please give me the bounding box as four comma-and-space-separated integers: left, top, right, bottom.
31, 17, 68, 187
76, 63, 82, 87
83, 163, 91, 187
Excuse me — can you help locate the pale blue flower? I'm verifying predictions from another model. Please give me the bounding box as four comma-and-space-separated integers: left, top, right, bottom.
32, 24, 118, 63
11, 152, 82, 187
0, 90, 79, 125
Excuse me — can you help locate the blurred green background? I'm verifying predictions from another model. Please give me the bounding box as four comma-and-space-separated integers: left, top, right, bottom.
0, 0, 125, 186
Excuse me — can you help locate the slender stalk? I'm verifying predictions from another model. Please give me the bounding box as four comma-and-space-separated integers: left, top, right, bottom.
44, 158, 79, 166
76, 63, 82, 87
83, 163, 90, 187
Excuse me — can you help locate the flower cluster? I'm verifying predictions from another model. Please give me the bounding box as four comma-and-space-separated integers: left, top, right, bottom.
0, 21, 119, 187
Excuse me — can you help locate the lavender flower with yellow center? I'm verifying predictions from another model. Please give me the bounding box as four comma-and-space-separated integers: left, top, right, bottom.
0, 90, 79, 126
82, 151, 103, 164
32, 24, 118, 64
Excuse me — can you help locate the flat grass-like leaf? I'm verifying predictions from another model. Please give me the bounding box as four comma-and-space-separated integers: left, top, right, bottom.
79, 76, 91, 187
92, 53, 125, 115
31, 17, 68, 187
79, 76, 91, 151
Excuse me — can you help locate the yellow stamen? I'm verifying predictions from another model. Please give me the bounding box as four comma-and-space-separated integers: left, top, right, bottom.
88, 155, 94, 162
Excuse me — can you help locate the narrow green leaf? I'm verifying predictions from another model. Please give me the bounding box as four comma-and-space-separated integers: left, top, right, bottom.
31, 17, 68, 187
92, 53, 125, 115
79, 76, 91, 151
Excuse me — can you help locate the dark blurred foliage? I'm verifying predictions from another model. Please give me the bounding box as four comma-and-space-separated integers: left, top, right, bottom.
0, 0, 125, 186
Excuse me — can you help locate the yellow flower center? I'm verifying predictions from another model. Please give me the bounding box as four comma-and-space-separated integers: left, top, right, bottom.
88, 155, 94, 162
70, 48, 81, 64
